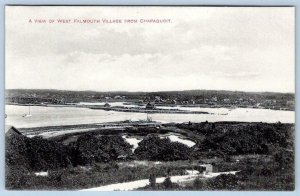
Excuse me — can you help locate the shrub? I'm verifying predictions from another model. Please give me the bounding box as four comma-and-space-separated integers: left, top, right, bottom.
6, 133, 30, 169
193, 177, 206, 189
134, 135, 191, 161
149, 172, 157, 189
25, 136, 72, 170
74, 134, 133, 165
207, 174, 238, 190
6, 134, 72, 171
163, 177, 173, 189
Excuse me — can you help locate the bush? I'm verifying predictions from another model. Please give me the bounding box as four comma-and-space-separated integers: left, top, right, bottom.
163, 177, 173, 189
25, 136, 72, 170
6, 133, 30, 168
134, 135, 191, 161
149, 172, 157, 189
273, 149, 294, 171
193, 177, 206, 189
5, 165, 28, 189
74, 134, 133, 165
207, 174, 238, 190
192, 123, 294, 157
6, 134, 72, 171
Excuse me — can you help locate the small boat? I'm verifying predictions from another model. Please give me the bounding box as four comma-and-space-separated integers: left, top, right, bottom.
22, 106, 32, 118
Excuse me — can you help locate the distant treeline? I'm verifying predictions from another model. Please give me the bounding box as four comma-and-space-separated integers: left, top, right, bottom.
6, 89, 294, 105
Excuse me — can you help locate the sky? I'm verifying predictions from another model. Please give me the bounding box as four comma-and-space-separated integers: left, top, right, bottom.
5, 6, 295, 93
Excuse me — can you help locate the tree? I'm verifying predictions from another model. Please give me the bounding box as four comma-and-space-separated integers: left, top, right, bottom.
134, 135, 191, 161
75, 134, 133, 165
163, 177, 173, 189
149, 172, 156, 189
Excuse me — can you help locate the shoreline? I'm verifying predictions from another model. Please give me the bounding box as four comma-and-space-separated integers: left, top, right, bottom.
89, 106, 210, 114
5, 102, 294, 112
18, 121, 295, 140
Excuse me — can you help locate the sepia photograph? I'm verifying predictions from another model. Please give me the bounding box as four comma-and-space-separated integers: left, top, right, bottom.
5, 6, 295, 191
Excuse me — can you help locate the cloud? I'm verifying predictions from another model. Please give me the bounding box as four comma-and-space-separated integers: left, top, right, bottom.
5, 6, 295, 92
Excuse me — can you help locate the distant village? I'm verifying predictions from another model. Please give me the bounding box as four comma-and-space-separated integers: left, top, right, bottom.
5, 89, 295, 111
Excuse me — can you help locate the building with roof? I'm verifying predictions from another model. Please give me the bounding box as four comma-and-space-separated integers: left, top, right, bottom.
200, 164, 213, 174
145, 102, 156, 109
104, 103, 111, 107
5, 125, 22, 137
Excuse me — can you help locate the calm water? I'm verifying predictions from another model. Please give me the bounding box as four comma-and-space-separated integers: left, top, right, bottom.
5, 103, 295, 128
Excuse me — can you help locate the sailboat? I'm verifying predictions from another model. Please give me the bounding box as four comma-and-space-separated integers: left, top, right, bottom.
22, 106, 32, 118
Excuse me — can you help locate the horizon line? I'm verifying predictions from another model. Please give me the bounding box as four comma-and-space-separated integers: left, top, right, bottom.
5, 88, 295, 94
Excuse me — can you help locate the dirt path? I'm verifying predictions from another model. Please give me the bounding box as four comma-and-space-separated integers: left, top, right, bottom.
80, 171, 238, 191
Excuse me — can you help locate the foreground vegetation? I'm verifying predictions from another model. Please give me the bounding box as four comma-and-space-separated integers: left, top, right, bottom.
6, 122, 294, 190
